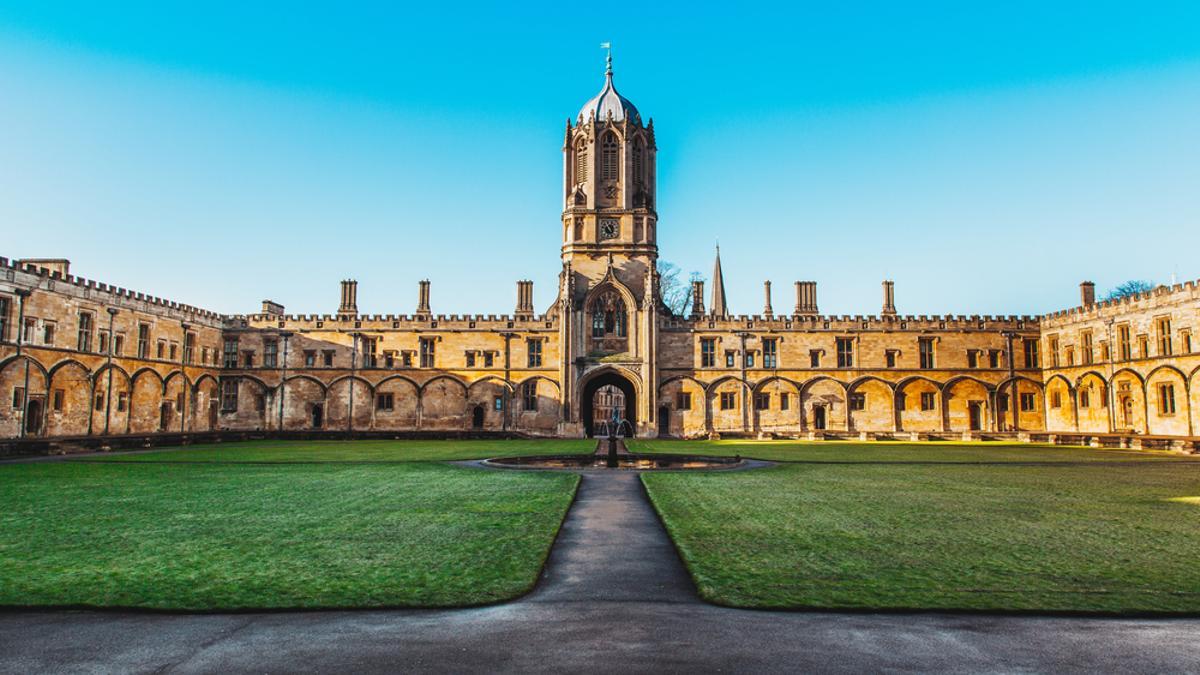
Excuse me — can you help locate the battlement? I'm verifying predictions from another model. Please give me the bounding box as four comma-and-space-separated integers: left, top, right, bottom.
1040, 278, 1200, 325
1, 255, 225, 322
226, 311, 557, 331
663, 312, 1039, 331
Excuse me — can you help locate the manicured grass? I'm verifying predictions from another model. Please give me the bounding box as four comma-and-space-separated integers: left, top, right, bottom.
629, 438, 1182, 463
92, 438, 595, 463
642, 443, 1200, 613
0, 458, 578, 609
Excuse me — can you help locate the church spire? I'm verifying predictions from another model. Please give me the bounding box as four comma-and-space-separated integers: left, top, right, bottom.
710, 244, 728, 318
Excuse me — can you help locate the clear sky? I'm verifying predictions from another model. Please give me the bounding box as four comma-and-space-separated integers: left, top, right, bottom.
2, 2, 1198, 318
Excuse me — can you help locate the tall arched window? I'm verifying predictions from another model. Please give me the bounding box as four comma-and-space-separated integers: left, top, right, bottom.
589, 289, 628, 352
633, 138, 644, 185
575, 139, 588, 184
601, 132, 619, 182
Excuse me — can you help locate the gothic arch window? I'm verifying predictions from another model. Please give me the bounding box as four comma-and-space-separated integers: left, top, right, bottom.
575, 138, 588, 184
589, 289, 628, 352
633, 138, 644, 185
601, 132, 619, 182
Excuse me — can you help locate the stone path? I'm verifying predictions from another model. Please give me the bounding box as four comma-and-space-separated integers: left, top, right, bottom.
2, 472, 1200, 673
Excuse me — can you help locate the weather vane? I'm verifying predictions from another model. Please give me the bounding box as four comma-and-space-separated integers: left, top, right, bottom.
600, 42, 612, 72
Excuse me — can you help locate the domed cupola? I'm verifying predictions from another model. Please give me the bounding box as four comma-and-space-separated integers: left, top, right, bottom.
577, 55, 640, 125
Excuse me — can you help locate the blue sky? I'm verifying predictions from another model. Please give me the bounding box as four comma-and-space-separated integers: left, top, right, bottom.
2, 2, 1198, 317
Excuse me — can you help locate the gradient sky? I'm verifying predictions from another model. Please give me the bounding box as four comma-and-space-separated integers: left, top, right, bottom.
2, 2, 1199, 318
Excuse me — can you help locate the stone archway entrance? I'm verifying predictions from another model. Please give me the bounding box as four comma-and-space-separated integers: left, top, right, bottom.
581, 371, 637, 438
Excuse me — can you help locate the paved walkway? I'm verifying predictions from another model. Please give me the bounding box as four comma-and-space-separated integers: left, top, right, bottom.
2, 472, 1200, 673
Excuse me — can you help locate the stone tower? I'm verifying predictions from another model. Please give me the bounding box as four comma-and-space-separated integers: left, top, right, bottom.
557, 53, 660, 437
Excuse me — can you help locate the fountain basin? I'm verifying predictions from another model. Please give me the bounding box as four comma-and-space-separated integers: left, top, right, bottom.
482, 454, 745, 471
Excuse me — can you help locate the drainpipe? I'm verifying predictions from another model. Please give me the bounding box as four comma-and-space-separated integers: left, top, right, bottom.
502, 332, 513, 432
103, 307, 118, 436
1002, 331, 1016, 433
1105, 318, 1116, 433
348, 332, 359, 433
15, 289, 31, 438
180, 322, 189, 434
278, 331, 292, 432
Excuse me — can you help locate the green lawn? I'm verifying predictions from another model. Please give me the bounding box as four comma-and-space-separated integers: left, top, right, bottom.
0, 441, 581, 610
92, 438, 594, 463
641, 442, 1200, 613
629, 438, 1182, 463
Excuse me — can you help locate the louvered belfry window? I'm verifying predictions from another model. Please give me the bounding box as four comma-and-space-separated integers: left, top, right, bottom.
601, 132, 619, 181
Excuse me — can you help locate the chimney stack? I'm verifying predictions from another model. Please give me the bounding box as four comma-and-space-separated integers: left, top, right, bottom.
762, 281, 773, 317
515, 280, 534, 317
338, 280, 358, 318
417, 279, 431, 315
690, 280, 705, 318
262, 300, 285, 317
881, 280, 896, 316
1080, 281, 1095, 306
794, 281, 818, 316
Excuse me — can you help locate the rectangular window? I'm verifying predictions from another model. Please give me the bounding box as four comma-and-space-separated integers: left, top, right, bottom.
919, 392, 935, 411
1020, 392, 1036, 412
1138, 336, 1149, 359
762, 339, 777, 368
809, 350, 820, 368
137, 323, 150, 358
1050, 391, 1062, 408
12, 387, 24, 408
836, 338, 854, 368
1101, 342, 1110, 361
23, 317, 36, 344
0, 297, 9, 342
967, 350, 978, 369
1117, 325, 1132, 361
182, 332, 194, 364
896, 392, 907, 410
376, 393, 394, 411
1184, 331, 1193, 354
98, 330, 109, 355
998, 394, 1009, 413
420, 338, 436, 368
53, 389, 64, 412
42, 321, 56, 346
168, 342, 177, 361
754, 393, 770, 410
221, 379, 239, 412
77, 312, 93, 352
263, 339, 278, 368
988, 350, 1000, 369
522, 382, 537, 411
483, 352, 494, 367
113, 334, 124, 357
1023, 338, 1039, 368
527, 339, 542, 367
402, 352, 413, 367
725, 351, 735, 368
849, 393, 866, 411
494, 396, 504, 411
1080, 387, 1090, 408
918, 337, 935, 369
1159, 384, 1176, 415
1081, 331, 1094, 365
719, 391, 736, 410
1157, 317, 1173, 356
242, 351, 254, 368
1049, 336, 1060, 367
117, 391, 128, 412
360, 337, 377, 368
676, 392, 692, 410
384, 351, 395, 369
157, 340, 166, 359
324, 350, 335, 367
1065, 346, 1074, 367
779, 393, 789, 410
744, 352, 755, 368
465, 352, 476, 367
885, 350, 897, 368
304, 350, 316, 367
700, 339, 716, 368
94, 392, 104, 411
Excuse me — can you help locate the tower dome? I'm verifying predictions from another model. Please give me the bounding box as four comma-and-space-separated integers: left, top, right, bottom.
577, 55, 640, 125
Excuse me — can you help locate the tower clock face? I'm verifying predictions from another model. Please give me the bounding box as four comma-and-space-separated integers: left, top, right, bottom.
599, 218, 620, 240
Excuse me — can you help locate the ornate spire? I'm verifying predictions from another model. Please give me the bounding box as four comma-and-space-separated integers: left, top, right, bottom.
710, 244, 728, 318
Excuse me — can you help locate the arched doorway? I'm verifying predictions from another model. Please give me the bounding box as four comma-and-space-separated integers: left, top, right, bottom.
311, 403, 324, 429
580, 370, 636, 437
472, 405, 485, 429
24, 398, 43, 435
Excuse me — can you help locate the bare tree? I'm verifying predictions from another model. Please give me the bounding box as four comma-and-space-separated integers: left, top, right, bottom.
1103, 280, 1156, 302
657, 261, 704, 316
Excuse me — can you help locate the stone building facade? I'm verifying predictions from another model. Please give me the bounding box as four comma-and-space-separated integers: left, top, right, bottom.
2, 61, 1198, 443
